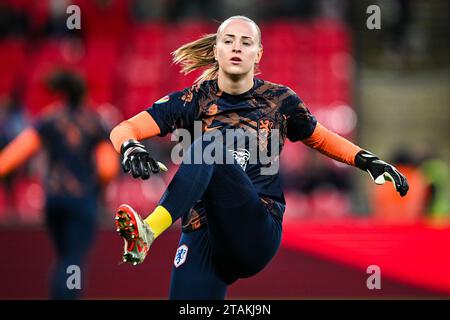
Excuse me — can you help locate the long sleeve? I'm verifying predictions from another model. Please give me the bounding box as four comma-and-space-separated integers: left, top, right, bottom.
0, 127, 42, 177
109, 111, 161, 153
301, 122, 362, 166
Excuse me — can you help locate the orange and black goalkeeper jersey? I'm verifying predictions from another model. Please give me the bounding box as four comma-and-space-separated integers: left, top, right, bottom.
34, 107, 113, 198
111, 78, 361, 228
146, 78, 318, 205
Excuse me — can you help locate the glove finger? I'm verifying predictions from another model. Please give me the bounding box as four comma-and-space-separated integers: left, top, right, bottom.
386, 166, 409, 197
396, 169, 409, 197
399, 179, 409, 197
157, 161, 168, 172
140, 158, 151, 180
148, 157, 161, 173
368, 160, 387, 184
130, 157, 142, 178
121, 158, 131, 173
384, 168, 399, 190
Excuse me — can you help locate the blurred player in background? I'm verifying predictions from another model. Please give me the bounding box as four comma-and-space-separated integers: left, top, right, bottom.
110, 16, 409, 299
0, 71, 119, 299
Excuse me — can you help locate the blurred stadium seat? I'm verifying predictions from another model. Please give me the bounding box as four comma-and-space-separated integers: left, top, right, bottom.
83, 38, 120, 106
0, 39, 26, 97
76, 0, 130, 40
12, 175, 44, 224
0, 183, 8, 220
105, 175, 167, 216
23, 39, 83, 115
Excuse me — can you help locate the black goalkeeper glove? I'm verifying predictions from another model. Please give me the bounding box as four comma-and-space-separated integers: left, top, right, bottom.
355, 150, 409, 197
121, 139, 167, 180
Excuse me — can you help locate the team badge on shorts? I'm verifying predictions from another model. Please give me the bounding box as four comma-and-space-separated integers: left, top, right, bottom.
155, 95, 170, 104
174, 244, 188, 268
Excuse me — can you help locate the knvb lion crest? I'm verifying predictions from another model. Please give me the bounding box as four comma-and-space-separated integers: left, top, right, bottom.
174, 244, 188, 268
258, 118, 274, 151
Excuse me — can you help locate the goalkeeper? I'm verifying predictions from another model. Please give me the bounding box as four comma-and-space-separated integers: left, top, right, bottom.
110, 15, 409, 299
0, 71, 119, 299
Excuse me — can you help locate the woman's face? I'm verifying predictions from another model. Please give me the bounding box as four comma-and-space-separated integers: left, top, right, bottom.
214, 19, 263, 78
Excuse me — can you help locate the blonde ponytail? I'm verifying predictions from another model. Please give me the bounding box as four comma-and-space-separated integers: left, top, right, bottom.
171, 33, 219, 84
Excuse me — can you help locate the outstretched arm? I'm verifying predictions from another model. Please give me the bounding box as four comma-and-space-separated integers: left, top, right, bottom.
302, 123, 409, 197
0, 128, 42, 177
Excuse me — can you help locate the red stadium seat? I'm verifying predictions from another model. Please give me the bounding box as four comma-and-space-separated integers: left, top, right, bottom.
129, 22, 169, 55
12, 176, 44, 224
0, 184, 9, 221
0, 39, 26, 96
82, 39, 121, 106
22, 39, 83, 115
6, 0, 50, 34
104, 176, 168, 216
173, 20, 216, 44
120, 86, 163, 119
76, 0, 130, 40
